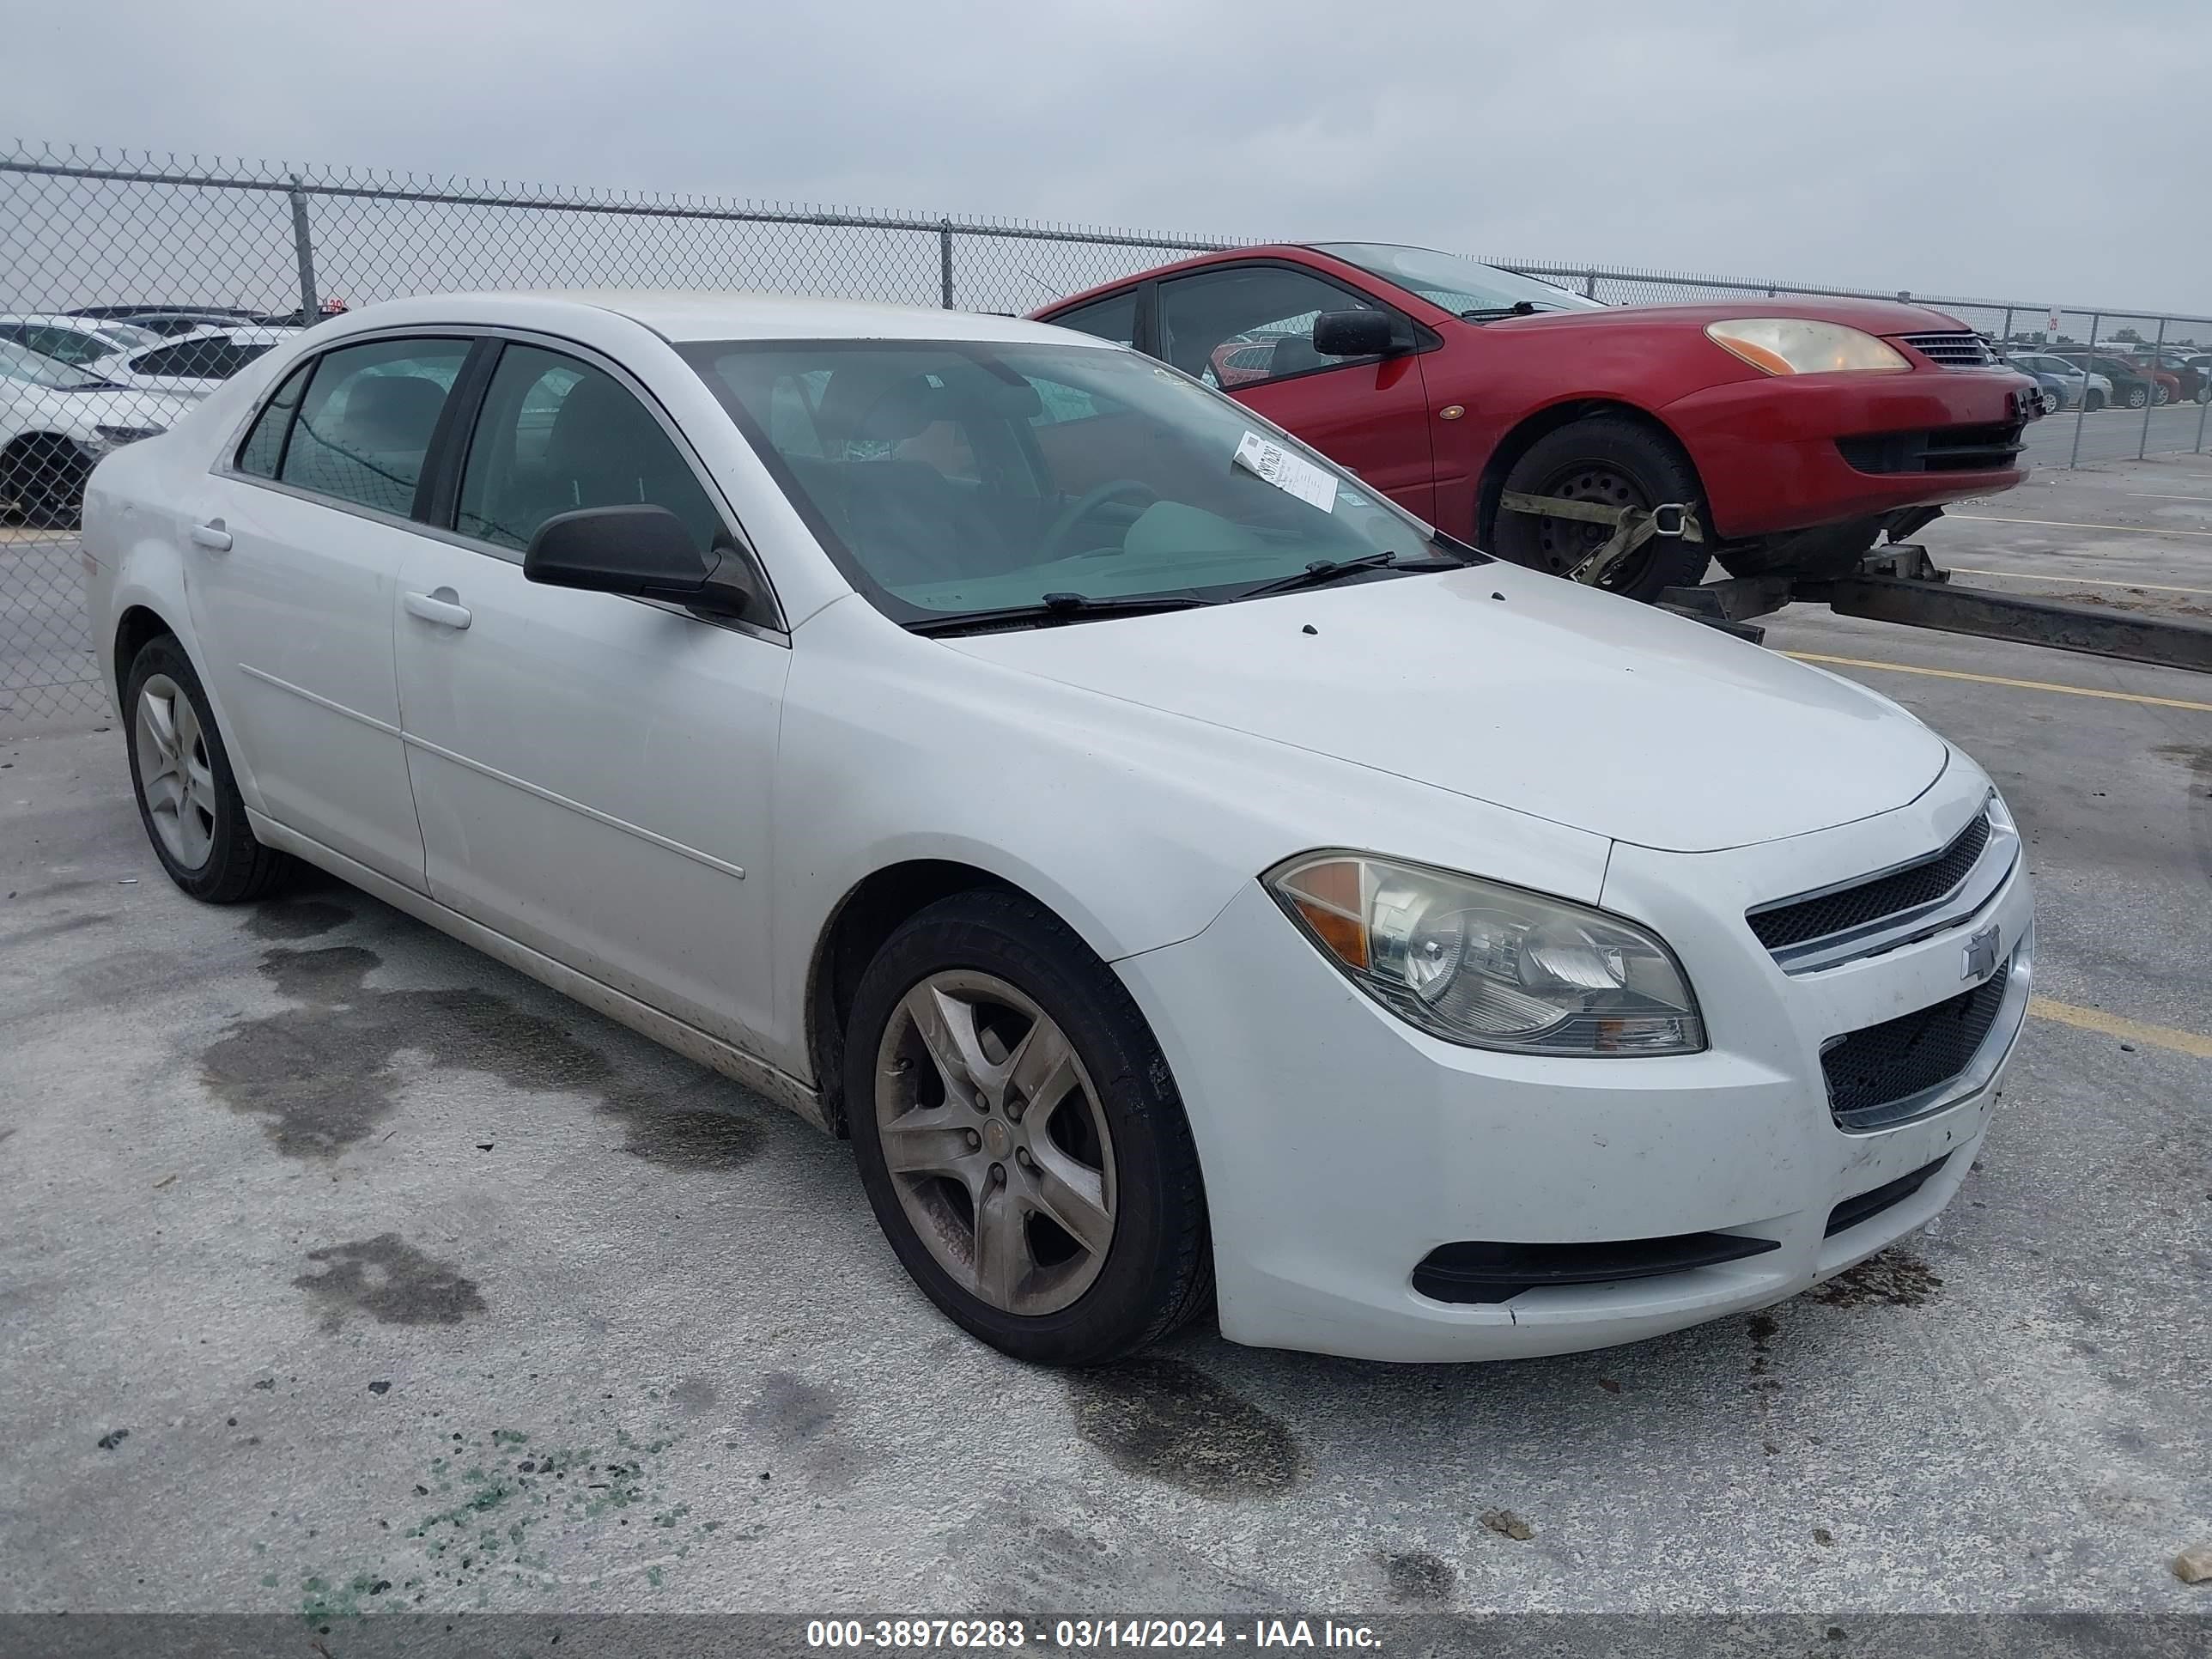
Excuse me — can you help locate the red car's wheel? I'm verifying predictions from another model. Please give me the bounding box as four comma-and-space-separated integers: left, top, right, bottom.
1489, 418, 1711, 603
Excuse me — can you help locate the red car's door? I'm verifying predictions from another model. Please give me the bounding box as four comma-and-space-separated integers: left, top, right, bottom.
1152, 262, 1438, 522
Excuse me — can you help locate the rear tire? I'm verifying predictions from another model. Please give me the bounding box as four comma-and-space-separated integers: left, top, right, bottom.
124, 635, 293, 902
844, 890, 1212, 1366
1488, 417, 1712, 603
2124, 385, 2150, 410
2154, 384, 2173, 407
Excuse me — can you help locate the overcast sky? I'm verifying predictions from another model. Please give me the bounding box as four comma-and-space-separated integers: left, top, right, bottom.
9, 0, 2209, 315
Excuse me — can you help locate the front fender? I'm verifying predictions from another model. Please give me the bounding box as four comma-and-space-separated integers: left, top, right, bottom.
765, 597, 1613, 1077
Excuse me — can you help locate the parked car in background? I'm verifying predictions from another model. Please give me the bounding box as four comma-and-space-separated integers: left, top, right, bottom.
80, 291, 2032, 1364
0, 314, 162, 365
0, 339, 187, 526
75, 307, 285, 339
2141, 349, 2210, 403
1036, 243, 2040, 601
2001, 350, 2108, 410
84, 327, 297, 400
2054, 350, 2175, 409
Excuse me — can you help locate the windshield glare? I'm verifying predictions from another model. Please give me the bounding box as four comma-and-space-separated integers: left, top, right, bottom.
1313, 243, 1605, 315
684, 339, 1459, 623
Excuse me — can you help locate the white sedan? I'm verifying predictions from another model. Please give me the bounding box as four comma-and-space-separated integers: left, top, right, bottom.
3, 340, 190, 526
81, 293, 2033, 1364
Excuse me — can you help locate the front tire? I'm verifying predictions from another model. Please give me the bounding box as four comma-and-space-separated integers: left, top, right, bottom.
2124, 385, 2150, 410
844, 890, 1212, 1366
1488, 417, 1712, 603
124, 635, 292, 902
2154, 384, 2173, 407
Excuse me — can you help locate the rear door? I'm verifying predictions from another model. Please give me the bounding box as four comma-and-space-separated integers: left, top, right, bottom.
1152, 262, 1437, 520
390, 335, 787, 1048
184, 333, 474, 890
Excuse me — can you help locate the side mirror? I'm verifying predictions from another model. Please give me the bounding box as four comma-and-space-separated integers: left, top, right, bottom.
524, 504, 763, 622
1312, 309, 1407, 358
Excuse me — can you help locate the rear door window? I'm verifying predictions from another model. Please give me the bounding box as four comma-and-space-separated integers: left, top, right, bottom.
235, 361, 313, 478
277, 338, 471, 519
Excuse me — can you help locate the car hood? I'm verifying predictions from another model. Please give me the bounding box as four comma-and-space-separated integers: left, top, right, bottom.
944, 565, 1948, 854
1476, 294, 1982, 338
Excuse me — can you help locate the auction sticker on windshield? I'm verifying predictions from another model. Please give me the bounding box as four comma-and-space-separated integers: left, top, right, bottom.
1234, 431, 1337, 513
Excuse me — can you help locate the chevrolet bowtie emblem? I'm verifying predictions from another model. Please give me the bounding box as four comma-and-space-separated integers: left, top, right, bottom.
1963, 924, 2001, 982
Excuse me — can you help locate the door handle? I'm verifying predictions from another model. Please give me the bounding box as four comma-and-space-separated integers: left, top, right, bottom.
189, 520, 231, 551
404, 589, 472, 630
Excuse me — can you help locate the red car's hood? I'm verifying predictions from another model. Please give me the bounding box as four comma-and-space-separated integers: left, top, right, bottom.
1475, 295, 1977, 338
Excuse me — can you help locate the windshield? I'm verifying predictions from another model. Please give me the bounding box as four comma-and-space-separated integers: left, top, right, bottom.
684, 338, 1468, 625
1312, 243, 1606, 316
0, 338, 112, 390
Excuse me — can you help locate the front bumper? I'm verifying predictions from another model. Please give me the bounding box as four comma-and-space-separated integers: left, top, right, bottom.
1662, 368, 2038, 540
1115, 768, 2033, 1363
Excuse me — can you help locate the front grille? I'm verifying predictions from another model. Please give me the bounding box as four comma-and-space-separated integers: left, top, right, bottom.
1822, 961, 2010, 1130
1836, 422, 2027, 473
1901, 331, 1995, 366
1412, 1231, 1781, 1304
1750, 811, 1991, 951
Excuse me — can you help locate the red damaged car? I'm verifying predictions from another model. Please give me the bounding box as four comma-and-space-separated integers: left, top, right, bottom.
1035, 243, 2041, 602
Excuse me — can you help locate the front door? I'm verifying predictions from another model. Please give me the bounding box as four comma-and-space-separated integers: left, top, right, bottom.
391, 339, 787, 1048
1153, 263, 1437, 520
185, 335, 474, 889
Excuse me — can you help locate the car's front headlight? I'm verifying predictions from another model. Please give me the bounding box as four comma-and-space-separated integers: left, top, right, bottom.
1705, 319, 1910, 376
1265, 852, 1705, 1056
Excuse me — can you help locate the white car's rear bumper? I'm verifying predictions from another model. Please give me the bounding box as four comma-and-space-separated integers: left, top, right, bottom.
1115, 766, 2033, 1362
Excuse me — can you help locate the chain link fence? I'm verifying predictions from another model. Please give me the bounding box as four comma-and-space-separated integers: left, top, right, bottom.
5, 143, 2210, 733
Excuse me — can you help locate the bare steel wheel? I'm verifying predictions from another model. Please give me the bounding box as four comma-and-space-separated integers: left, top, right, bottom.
845, 890, 1212, 1365
876, 970, 1116, 1316
134, 672, 217, 871
1488, 416, 1711, 603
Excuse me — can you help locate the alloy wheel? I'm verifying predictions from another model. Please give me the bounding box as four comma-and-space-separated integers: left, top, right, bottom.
873, 970, 1117, 1317
134, 672, 216, 870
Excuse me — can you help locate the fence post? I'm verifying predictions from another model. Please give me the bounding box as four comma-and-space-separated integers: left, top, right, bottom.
2137, 318, 2166, 459
2000, 307, 2013, 346
939, 220, 955, 310
1583, 269, 1596, 300
2069, 313, 2098, 470
287, 174, 319, 325
2198, 355, 2210, 453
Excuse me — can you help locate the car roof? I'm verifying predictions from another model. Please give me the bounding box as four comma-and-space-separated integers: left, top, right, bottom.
337, 289, 1105, 347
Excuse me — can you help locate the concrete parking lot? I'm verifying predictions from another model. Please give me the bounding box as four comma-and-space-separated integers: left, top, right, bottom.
1, 457, 2208, 1622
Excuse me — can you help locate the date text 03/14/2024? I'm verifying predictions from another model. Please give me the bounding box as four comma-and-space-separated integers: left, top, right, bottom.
804, 1618, 1382, 1649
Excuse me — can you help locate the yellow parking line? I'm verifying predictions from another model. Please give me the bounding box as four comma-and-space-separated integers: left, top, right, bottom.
2030, 997, 2212, 1060
1950, 514, 2212, 539
1947, 567, 2212, 598
1784, 653, 2212, 713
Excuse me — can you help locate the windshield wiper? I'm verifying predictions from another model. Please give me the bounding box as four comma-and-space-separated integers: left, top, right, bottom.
1458, 301, 1547, 319
1235, 550, 1443, 599
906, 591, 1206, 637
